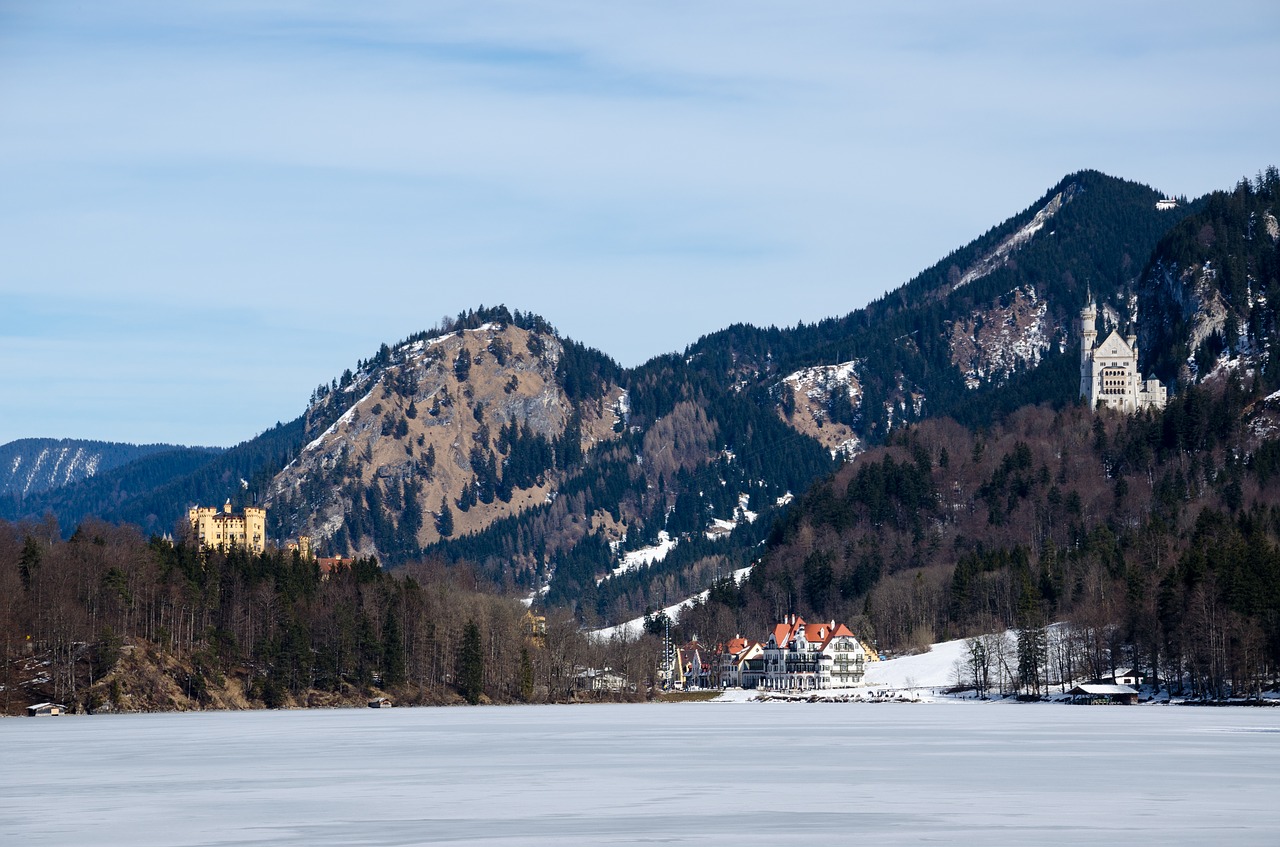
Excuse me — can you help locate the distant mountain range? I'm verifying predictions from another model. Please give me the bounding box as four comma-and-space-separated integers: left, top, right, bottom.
0, 439, 216, 498
5, 166, 1277, 635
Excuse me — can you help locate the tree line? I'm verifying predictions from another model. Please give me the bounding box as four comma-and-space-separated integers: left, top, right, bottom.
0, 517, 657, 715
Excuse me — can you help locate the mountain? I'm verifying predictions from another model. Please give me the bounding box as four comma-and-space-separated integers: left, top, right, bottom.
679, 169, 1200, 434
399, 170, 1203, 621
667, 168, 1280, 696
0, 438, 199, 497
6, 166, 1279, 710
1139, 166, 1280, 385
0, 423, 300, 537
266, 310, 625, 561
14, 168, 1274, 636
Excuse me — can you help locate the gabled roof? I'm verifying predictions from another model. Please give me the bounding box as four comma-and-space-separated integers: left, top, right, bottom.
1096, 329, 1135, 358
769, 618, 805, 648
766, 617, 866, 652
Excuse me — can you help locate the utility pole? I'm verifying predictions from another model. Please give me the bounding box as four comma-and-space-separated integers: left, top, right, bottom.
662, 616, 672, 691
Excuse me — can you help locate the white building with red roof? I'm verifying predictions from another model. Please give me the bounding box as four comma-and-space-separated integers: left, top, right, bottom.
718, 636, 764, 689
760, 615, 867, 690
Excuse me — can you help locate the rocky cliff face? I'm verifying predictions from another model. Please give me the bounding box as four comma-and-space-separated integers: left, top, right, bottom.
1137, 172, 1279, 384
949, 285, 1059, 389
268, 322, 622, 556
777, 362, 862, 458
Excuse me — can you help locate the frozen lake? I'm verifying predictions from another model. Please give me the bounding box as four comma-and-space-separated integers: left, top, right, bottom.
3, 701, 1278, 845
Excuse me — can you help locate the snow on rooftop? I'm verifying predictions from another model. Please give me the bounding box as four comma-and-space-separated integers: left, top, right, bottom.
705, 518, 737, 540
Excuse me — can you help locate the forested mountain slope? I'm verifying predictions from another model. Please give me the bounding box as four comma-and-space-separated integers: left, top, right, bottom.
13, 169, 1268, 636
673, 374, 1280, 697
1139, 167, 1280, 384
0, 423, 300, 537
0, 439, 204, 497
669, 170, 1280, 696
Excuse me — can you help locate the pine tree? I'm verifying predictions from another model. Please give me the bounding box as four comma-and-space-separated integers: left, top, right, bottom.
454, 349, 471, 382
18, 536, 41, 591
382, 605, 406, 688
458, 620, 484, 704
436, 502, 454, 538
519, 646, 534, 701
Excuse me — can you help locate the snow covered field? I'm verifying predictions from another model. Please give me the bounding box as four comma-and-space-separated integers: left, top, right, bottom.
3, 702, 1278, 845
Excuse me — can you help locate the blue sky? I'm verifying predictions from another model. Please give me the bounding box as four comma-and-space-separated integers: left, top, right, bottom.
1, 1, 1277, 446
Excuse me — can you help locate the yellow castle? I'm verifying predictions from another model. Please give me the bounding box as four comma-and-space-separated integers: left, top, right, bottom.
188, 501, 267, 553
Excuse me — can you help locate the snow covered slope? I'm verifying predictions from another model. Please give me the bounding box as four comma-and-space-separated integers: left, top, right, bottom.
0, 439, 191, 497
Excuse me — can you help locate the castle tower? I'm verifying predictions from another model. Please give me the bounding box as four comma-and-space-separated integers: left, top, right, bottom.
1080, 299, 1097, 402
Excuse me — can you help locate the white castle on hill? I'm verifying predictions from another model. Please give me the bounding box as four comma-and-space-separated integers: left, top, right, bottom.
1080, 299, 1166, 413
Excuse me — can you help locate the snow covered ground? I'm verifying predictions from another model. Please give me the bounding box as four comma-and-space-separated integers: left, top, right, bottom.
600, 532, 677, 583
589, 565, 753, 641
3, 702, 1279, 845
862, 633, 971, 691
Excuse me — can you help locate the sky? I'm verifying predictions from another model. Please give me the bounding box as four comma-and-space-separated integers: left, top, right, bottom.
1, 1, 1277, 447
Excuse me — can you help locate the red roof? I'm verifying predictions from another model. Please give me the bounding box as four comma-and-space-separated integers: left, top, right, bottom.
316, 557, 348, 574
767, 617, 859, 651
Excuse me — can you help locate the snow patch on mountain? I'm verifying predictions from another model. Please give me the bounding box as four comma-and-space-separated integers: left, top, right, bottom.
590, 564, 754, 641
600, 531, 679, 583
777, 360, 864, 458
783, 360, 858, 398
303, 388, 376, 454
953, 185, 1077, 290
10, 446, 100, 496
704, 493, 758, 540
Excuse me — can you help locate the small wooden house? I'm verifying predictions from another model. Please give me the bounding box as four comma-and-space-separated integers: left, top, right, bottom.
1096, 668, 1144, 687
27, 702, 65, 717
1068, 684, 1139, 705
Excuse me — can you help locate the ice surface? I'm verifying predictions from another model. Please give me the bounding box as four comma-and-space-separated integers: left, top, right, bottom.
1, 703, 1278, 845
